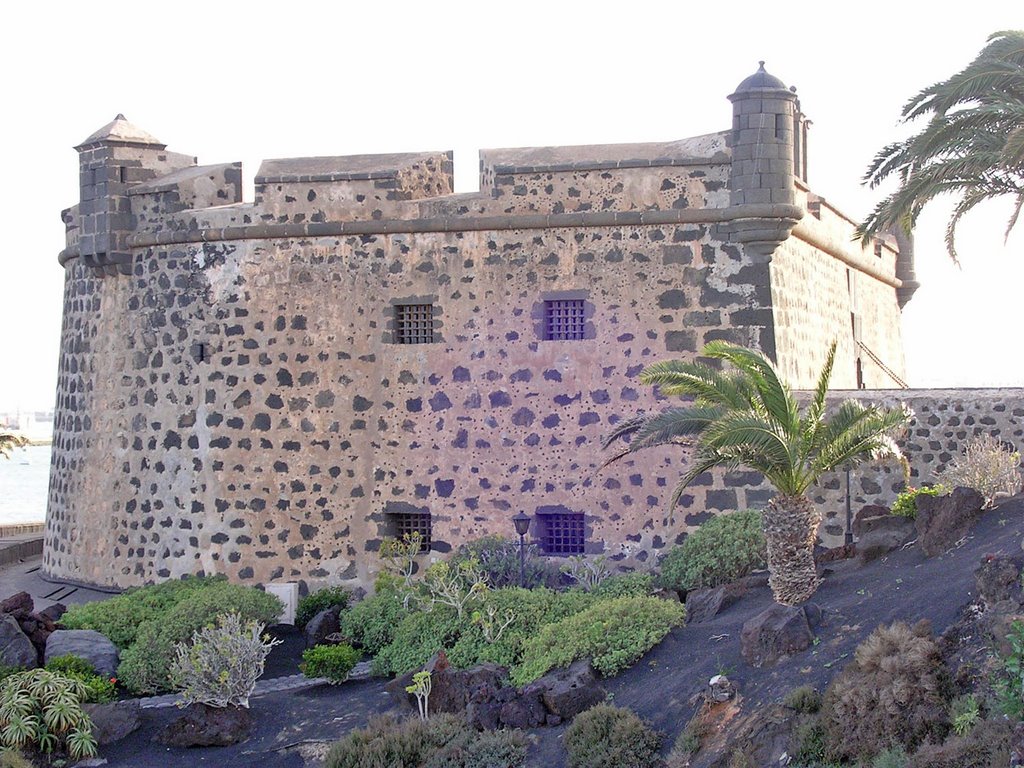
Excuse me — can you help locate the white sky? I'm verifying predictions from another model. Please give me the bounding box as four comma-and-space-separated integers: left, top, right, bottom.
1, 1, 1021, 413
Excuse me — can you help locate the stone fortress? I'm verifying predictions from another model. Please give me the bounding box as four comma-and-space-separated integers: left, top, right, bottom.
45, 64, 1023, 593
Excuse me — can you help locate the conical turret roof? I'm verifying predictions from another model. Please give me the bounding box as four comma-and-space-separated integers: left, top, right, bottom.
733, 62, 788, 93
75, 114, 165, 151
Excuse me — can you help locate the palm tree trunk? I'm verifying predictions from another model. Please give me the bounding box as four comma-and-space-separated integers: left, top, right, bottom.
763, 493, 821, 605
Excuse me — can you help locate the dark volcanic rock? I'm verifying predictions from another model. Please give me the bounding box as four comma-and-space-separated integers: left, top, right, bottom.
852, 504, 891, 537
976, 555, 1024, 607
39, 603, 67, 623
155, 704, 254, 747
0, 592, 34, 620
304, 605, 342, 649
857, 515, 916, 563
498, 690, 547, 729
686, 581, 748, 624
85, 700, 141, 744
0, 614, 37, 669
45, 629, 119, 678
740, 604, 813, 667
916, 487, 985, 557
387, 651, 509, 718
532, 659, 605, 720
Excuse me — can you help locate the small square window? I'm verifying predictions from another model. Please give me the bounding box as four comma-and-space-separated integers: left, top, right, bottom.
395, 304, 435, 344
538, 511, 585, 555
544, 299, 585, 341
389, 511, 432, 552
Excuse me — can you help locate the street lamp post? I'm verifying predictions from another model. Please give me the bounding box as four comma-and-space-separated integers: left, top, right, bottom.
512, 512, 531, 588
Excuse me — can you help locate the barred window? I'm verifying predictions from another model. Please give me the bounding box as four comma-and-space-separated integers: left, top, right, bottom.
389, 511, 432, 552
544, 299, 585, 341
537, 511, 585, 555
395, 304, 435, 344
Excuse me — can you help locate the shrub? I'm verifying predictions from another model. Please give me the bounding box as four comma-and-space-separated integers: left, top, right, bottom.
935, 434, 1022, 507
422, 559, 488, 620
783, 685, 822, 714
0, 669, 97, 761
511, 596, 685, 685
117, 581, 282, 695
453, 535, 557, 589
296, 586, 349, 629
447, 587, 596, 671
561, 555, 612, 591
872, 747, 908, 768
44, 655, 116, 704
658, 509, 766, 594
170, 612, 280, 708
904, 718, 1014, 767
996, 618, 1024, 717
949, 694, 980, 736
301, 644, 361, 683
59, 575, 215, 649
591, 572, 653, 600
820, 620, 953, 761
339, 587, 408, 656
324, 713, 525, 768
371, 607, 463, 677
563, 704, 661, 768
0, 750, 34, 768
891, 485, 946, 519
789, 717, 830, 766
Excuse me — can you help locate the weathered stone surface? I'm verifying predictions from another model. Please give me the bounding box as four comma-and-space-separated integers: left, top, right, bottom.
857, 515, 916, 563
387, 651, 509, 718
740, 604, 813, 667
916, 487, 985, 557
0, 614, 37, 669
531, 659, 605, 720
39, 603, 67, 623
685, 581, 747, 624
852, 504, 890, 537
155, 704, 254, 747
304, 606, 342, 649
0, 592, 34, 620
45, 629, 119, 678
84, 700, 141, 745
976, 556, 1024, 607
498, 690, 547, 729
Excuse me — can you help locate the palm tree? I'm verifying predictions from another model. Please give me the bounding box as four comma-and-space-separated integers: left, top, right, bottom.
856, 30, 1024, 263
605, 341, 909, 606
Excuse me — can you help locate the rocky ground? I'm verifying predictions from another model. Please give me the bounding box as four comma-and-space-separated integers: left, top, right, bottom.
10, 493, 1024, 767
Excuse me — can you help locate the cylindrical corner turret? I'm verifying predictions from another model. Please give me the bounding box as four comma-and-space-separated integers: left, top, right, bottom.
727, 62, 799, 209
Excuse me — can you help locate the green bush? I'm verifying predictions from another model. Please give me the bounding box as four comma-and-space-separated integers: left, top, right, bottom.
563, 704, 661, 768
60, 575, 215, 649
371, 607, 464, 677
511, 596, 685, 685
996, 618, 1024, 717
784, 685, 822, 714
325, 713, 526, 768
44, 655, 117, 703
891, 486, 946, 519
296, 586, 350, 629
116, 581, 282, 695
591, 572, 654, 600
339, 587, 408, 656
301, 644, 361, 683
0, 669, 97, 761
453, 535, 558, 589
658, 509, 766, 593
905, 718, 1014, 768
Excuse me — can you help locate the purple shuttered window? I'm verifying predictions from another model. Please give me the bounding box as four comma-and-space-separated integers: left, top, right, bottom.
544, 299, 585, 341
395, 304, 435, 344
539, 512, 585, 555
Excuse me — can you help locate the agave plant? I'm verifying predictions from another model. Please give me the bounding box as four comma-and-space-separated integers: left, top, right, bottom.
606, 341, 909, 605
0, 669, 97, 761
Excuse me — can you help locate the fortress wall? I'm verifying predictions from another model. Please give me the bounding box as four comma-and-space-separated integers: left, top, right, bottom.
487, 163, 731, 215
44, 220, 779, 590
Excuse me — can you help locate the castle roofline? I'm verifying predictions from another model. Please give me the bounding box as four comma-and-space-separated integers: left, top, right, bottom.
75, 114, 166, 151
255, 151, 452, 184
729, 61, 793, 100
480, 132, 730, 174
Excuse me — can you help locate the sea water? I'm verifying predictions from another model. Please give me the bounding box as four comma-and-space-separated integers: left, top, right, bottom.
0, 444, 50, 525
